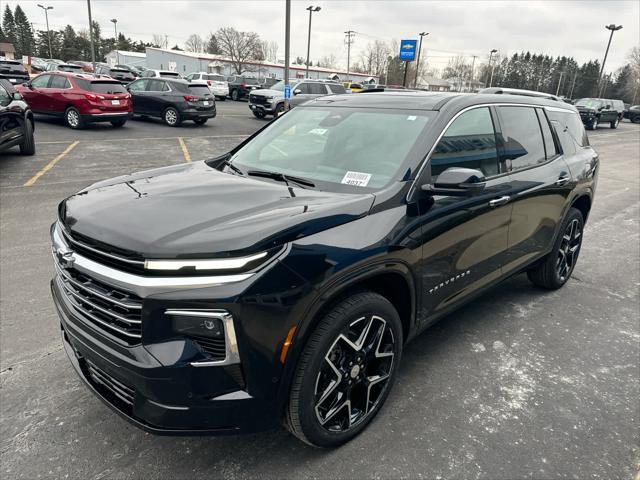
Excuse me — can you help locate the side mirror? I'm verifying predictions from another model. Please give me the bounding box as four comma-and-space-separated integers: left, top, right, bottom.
422, 167, 486, 196
605, 104, 612, 109
293, 89, 302, 95
12, 92, 22, 100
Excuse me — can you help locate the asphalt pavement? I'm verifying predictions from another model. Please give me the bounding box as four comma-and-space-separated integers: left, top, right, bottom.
1, 102, 639, 479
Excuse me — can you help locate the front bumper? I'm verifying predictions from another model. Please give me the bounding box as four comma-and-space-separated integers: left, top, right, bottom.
53, 280, 276, 434
249, 102, 275, 115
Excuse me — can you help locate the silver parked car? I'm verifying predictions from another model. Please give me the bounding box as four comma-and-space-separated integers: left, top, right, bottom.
248, 79, 346, 118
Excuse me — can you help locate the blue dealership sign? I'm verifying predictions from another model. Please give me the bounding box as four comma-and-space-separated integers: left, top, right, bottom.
284, 85, 291, 99
399, 39, 417, 61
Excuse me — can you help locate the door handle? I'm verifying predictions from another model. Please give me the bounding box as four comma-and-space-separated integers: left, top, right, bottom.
555, 175, 571, 186
489, 196, 510, 207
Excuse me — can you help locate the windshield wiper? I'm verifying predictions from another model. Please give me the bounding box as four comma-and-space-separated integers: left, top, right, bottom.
220, 159, 244, 176
247, 170, 315, 188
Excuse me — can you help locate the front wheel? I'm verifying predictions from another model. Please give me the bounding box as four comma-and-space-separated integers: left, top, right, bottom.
274, 103, 285, 116
610, 117, 619, 129
163, 107, 181, 127
527, 207, 584, 289
286, 291, 402, 447
252, 110, 266, 119
65, 107, 84, 129
19, 119, 35, 155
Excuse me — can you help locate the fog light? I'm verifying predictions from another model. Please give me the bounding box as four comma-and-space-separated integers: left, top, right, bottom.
167, 309, 230, 339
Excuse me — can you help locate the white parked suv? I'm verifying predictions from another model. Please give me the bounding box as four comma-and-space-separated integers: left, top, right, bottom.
140, 69, 183, 79
185, 72, 229, 100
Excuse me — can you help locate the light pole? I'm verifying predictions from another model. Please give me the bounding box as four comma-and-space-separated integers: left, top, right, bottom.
414, 31, 428, 88
86, 0, 96, 69
37, 4, 54, 59
110, 18, 118, 65
284, 0, 291, 111
597, 24, 622, 95
305, 6, 321, 79
487, 48, 497, 87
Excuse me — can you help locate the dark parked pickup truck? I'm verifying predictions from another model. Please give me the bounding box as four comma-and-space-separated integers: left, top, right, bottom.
227, 75, 261, 101
574, 97, 623, 130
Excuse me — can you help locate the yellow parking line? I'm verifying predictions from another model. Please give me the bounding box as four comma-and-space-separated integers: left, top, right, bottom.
178, 137, 191, 163
23, 140, 80, 187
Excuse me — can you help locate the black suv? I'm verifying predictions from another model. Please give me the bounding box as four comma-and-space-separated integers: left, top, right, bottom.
94, 65, 137, 84
0, 59, 30, 85
127, 77, 216, 126
0, 79, 35, 155
574, 97, 623, 129
227, 75, 261, 101
50, 91, 598, 447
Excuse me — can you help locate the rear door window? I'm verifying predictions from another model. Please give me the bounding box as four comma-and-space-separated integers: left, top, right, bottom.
296, 83, 311, 94
430, 107, 499, 178
309, 83, 328, 95
49, 75, 71, 89
497, 106, 547, 171
147, 79, 166, 92
127, 79, 148, 92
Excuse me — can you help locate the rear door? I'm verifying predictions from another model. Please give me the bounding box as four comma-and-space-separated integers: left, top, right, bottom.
418, 106, 514, 319
47, 75, 72, 114
145, 79, 169, 116
496, 105, 573, 274
290, 82, 314, 106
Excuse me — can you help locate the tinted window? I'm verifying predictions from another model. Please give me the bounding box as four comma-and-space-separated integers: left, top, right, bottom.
49, 75, 71, 89
188, 85, 212, 96
31, 75, 51, 88
430, 107, 499, 178
497, 106, 546, 171
575, 98, 603, 109
309, 83, 327, 95
0, 84, 10, 105
127, 79, 148, 92
296, 83, 311, 94
159, 72, 180, 78
328, 84, 346, 94
147, 79, 166, 92
536, 109, 557, 159
550, 120, 576, 156
0, 61, 26, 73
547, 110, 588, 151
89, 82, 127, 94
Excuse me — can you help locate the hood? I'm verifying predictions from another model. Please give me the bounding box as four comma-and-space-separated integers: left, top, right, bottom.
61, 162, 375, 258
251, 89, 283, 98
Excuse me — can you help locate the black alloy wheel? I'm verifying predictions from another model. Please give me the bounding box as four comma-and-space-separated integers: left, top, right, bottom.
286, 291, 402, 447
555, 217, 583, 283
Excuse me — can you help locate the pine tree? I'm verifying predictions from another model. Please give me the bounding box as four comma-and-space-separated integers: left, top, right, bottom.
2, 5, 16, 46
13, 5, 34, 58
0, 25, 6, 42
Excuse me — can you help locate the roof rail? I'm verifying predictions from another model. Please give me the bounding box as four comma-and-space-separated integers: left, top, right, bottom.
479, 87, 560, 101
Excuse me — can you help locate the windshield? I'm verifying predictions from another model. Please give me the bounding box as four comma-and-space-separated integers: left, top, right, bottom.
230, 107, 435, 191
575, 98, 603, 109
270, 81, 286, 91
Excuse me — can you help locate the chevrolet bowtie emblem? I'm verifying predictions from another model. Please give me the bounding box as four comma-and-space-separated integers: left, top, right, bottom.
56, 248, 75, 269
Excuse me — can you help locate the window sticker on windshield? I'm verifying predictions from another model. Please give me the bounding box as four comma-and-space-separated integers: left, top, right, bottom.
309, 128, 327, 135
407, 115, 417, 121
341, 171, 372, 187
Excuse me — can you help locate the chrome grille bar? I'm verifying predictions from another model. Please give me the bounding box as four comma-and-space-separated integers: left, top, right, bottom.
60, 227, 144, 266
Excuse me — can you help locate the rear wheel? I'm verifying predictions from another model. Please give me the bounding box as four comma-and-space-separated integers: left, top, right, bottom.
163, 107, 181, 127
193, 118, 208, 125
286, 291, 402, 447
111, 119, 126, 128
19, 118, 35, 155
252, 110, 266, 119
610, 116, 619, 129
527, 207, 584, 289
274, 103, 285, 116
65, 107, 84, 129
632, 115, 640, 124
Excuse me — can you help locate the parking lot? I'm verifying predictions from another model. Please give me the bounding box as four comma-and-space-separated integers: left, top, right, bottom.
1, 101, 639, 479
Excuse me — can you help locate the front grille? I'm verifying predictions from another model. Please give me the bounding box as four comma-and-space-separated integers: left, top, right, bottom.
190, 334, 226, 361
249, 94, 268, 105
55, 263, 142, 345
85, 359, 135, 408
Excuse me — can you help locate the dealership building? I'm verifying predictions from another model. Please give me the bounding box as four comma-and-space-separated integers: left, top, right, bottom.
143, 47, 378, 83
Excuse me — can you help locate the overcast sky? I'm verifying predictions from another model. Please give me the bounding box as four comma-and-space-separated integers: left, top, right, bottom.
4, 0, 639, 73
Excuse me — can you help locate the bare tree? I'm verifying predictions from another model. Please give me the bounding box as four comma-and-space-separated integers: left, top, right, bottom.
185, 34, 204, 53
360, 40, 390, 76
317, 54, 337, 69
258, 40, 278, 63
152, 33, 167, 49
215, 27, 261, 74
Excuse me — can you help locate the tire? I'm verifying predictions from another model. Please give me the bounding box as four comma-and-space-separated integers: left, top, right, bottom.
632, 115, 640, 124
275, 103, 285, 116
65, 107, 84, 129
527, 207, 584, 289
286, 291, 402, 448
216, 96, 226, 101
193, 118, 208, 125
587, 116, 597, 130
19, 118, 35, 156
252, 110, 266, 119
231, 89, 239, 101
163, 107, 181, 127
610, 116, 619, 129
111, 119, 127, 128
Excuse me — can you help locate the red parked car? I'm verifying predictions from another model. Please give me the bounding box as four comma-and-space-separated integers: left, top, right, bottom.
17, 72, 132, 129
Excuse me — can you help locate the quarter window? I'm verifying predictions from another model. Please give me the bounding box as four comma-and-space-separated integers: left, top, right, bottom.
497, 106, 547, 171
536, 109, 557, 159
430, 107, 499, 178
328, 84, 346, 94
